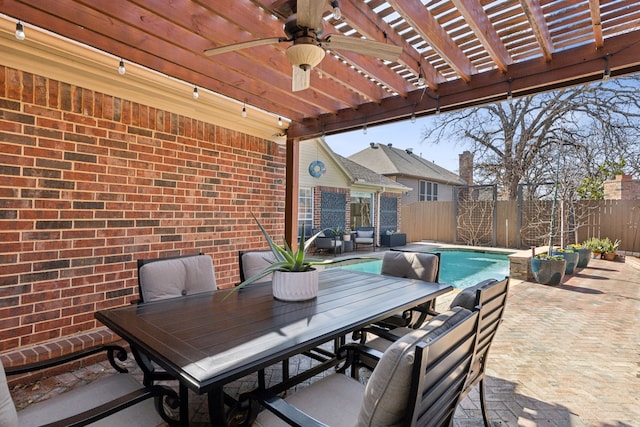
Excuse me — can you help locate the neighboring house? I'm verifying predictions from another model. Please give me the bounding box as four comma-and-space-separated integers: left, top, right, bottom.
348, 143, 469, 205
298, 138, 410, 238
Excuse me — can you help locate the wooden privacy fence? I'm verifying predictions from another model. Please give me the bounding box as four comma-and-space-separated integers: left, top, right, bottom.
401, 199, 640, 254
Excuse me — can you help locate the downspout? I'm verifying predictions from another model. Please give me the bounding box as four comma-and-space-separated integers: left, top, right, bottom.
285, 135, 300, 249
376, 187, 385, 247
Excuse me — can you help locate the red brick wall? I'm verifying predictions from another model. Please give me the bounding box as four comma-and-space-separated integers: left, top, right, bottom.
0, 66, 286, 356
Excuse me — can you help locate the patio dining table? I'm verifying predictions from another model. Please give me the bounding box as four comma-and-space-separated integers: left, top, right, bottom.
95, 268, 452, 426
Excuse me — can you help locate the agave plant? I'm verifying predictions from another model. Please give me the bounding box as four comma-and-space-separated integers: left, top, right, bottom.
233, 212, 329, 292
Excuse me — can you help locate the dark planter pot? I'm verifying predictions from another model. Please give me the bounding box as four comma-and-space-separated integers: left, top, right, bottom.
553, 251, 579, 274
575, 248, 591, 268
531, 258, 566, 286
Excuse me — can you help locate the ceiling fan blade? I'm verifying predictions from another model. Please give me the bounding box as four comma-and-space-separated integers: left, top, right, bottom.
296, 0, 325, 31
204, 37, 285, 56
291, 65, 311, 91
322, 34, 402, 62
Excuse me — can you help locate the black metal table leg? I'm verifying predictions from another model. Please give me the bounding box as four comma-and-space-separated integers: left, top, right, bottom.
179, 384, 189, 427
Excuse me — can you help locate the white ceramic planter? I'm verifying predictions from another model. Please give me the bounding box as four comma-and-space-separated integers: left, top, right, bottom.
272, 269, 318, 301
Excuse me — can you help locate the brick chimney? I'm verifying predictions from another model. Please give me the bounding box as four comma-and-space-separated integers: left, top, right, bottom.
604, 174, 640, 200
459, 151, 473, 185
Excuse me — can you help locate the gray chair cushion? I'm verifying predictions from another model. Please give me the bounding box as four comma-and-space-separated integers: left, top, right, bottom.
449, 278, 498, 310
0, 362, 18, 427
357, 307, 472, 426
17, 374, 166, 427
241, 251, 276, 284
357, 230, 374, 238
139, 254, 216, 302
380, 251, 439, 282
253, 374, 365, 427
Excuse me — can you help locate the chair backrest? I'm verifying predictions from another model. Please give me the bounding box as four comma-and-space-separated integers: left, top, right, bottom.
381, 251, 441, 283
357, 307, 479, 427
355, 226, 374, 239
0, 362, 19, 427
463, 277, 509, 394
239, 250, 276, 284
137, 253, 216, 302
448, 277, 509, 395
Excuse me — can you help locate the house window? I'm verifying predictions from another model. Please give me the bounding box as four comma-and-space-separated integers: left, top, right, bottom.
298, 187, 313, 236
419, 181, 438, 201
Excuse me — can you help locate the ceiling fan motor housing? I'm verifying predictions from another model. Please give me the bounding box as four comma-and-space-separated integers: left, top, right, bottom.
284, 14, 324, 38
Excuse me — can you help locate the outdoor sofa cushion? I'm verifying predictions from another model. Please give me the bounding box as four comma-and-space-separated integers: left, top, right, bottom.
356, 229, 374, 239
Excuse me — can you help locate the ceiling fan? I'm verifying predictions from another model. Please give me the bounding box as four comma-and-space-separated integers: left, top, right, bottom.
203, 0, 402, 91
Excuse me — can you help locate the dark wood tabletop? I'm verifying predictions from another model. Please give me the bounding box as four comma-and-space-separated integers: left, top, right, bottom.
95, 268, 451, 423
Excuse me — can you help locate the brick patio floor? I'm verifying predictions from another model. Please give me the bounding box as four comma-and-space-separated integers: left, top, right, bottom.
9, 255, 640, 426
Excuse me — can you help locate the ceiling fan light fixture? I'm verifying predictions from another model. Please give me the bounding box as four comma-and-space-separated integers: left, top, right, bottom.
285, 44, 325, 71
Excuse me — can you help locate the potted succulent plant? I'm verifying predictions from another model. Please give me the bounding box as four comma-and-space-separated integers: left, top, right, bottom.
602, 237, 621, 261
584, 237, 605, 259
232, 212, 329, 301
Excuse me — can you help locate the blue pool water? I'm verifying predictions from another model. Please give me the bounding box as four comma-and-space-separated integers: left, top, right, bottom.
332, 249, 511, 289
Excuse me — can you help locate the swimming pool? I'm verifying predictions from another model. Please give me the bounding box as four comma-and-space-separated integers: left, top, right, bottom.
331, 249, 511, 289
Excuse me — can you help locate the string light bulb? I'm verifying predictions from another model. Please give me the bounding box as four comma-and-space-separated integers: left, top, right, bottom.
603, 54, 611, 81
241, 103, 247, 118
331, 1, 342, 20
506, 78, 513, 103
435, 96, 441, 115
411, 112, 416, 124
417, 61, 425, 86
15, 21, 25, 41
363, 124, 368, 135
192, 87, 199, 99
118, 59, 126, 75
278, 116, 283, 127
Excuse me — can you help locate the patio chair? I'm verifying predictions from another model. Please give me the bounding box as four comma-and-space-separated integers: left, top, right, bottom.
312, 229, 342, 255
239, 250, 291, 387
353, 226, 375, 251
248, 307, 479, 427
1, 345, 179, 426
239, 250, 277, 284
360, 277, 510, 427
375, 251, 441, 329
136, 253, 223, 417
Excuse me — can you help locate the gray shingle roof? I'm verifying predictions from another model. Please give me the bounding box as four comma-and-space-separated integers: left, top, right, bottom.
335, 154, 410, 191
348, 143, 466, 185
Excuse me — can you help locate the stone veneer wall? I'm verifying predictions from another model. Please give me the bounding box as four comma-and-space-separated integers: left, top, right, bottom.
0, 66, 285, 363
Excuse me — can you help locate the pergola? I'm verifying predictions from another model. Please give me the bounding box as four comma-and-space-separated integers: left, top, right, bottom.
4, 0, 640, 244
